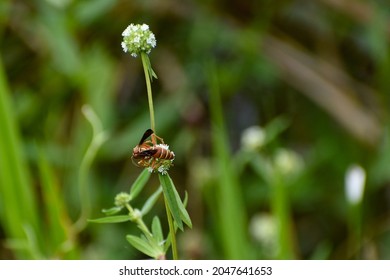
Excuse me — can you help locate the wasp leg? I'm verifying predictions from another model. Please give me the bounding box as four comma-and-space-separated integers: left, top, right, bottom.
151, 133, 165, 145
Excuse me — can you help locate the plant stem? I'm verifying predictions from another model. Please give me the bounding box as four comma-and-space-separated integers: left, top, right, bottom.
125, 204, 153, 238
164, 196, 178, 260
272, 178, 295, 259
74, 106, 108, 233
140, 52, 178, 259
141, 53, 155, 132
348, 203, 362, 258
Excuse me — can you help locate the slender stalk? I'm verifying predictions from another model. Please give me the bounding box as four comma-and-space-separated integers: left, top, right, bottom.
140, 52, 178, 259
73, 135, 95, 232
125, 204, 153, 239
164, 196, 178, 260
141, 53, 155, 132
272, 177, 294, 259
74, 106, 108, 233
347, 203, 362, 258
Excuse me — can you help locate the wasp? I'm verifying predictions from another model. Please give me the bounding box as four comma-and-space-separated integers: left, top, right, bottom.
132, 129, 175, 173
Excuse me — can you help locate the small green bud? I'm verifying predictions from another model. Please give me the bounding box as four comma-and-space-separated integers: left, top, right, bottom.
273, 148, 303, 177
114, 192, 131, 207
129, 208, 142, 222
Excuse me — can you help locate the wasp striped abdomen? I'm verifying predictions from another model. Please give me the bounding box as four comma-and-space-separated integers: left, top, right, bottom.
153, 144, 175, 160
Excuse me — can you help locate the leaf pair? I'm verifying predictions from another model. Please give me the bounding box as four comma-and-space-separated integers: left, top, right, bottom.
158, 173, 192, 231
126, 216, 165, 259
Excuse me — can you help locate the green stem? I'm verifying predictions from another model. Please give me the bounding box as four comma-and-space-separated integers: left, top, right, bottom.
141, 53, 155, 132
272, 178, 294, 259
74, 135, 98, 232
74, 106, 108, 233
164, 196, 178, 260
140, 52, 177, 259
348, 203, 362, 258
125, 204, 153, 239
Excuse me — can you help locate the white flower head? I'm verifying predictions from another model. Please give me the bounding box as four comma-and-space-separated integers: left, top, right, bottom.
157, 159, 174, 175
345, 164, 366, 205
147, 166, 154, 173
249, 213, 278, 257
241, 126, 266, 151
273, 148, 303, 177
158, 163, 169, 175
121, 23, 157, 57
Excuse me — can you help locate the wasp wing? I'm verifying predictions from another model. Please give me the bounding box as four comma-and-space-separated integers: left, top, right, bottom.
138, 149, 158, 157
139, 129, 154, 145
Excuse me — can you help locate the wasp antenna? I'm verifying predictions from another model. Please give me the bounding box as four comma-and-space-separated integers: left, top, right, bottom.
139, 129, 154, 145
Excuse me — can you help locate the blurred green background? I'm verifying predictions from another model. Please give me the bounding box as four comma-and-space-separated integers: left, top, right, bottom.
1, 0, 390, 260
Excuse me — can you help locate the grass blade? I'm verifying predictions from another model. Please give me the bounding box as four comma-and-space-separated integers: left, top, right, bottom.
0, 57, 42, 258
209, 62, 253, 259
37, 146, 77, 258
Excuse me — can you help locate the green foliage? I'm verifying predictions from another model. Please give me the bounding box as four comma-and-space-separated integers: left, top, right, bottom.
158, 173, 191, 231
89, 216, 131, 224
1, 0, 390, 260
0, 57, 42, 258
130, 169, 152, 200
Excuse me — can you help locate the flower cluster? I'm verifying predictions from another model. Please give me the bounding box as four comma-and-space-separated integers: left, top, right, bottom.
121, 23, 156, 57
149, 159, 174, 175
147, 147, 175, 175
114, 192, 131, 207
241, 126, 266, 151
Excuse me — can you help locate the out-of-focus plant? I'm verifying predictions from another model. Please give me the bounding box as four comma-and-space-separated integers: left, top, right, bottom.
345, 164, 366, 258
238, 118, 303, 259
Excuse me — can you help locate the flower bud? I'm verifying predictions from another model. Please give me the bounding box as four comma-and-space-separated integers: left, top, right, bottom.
114, 192, 131, 207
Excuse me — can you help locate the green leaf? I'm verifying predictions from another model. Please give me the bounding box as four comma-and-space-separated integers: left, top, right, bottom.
126, 235, 157, 259
141, 52, 158, 81
88, 215, 130, 223
129, 169, 151, 200
0, 58, 42, 258
151, 216, 164, 245
141, 186, 162, 216
37, 146, 72, 255
102, 206, 122, 216
163, 232, 172, 252
172, 187, 192, 228
158, 173, 183, 231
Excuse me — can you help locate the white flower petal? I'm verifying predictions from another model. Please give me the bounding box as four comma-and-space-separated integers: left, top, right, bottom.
141, 24, 149, 31
121, 42, 127, 52
345, 164, 366, 205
